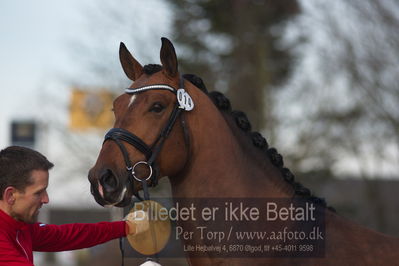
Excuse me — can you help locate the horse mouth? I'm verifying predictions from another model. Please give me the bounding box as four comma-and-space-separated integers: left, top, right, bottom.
88, 167, 150, 208
98, 181, 129, 207
90, 180, 132, 207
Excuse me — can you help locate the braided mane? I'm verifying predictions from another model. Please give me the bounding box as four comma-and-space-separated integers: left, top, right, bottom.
182, 73, 335, 211
140, 65, 333, 211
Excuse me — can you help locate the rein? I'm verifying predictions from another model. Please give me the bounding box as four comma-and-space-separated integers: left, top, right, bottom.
102, 76, 194, 265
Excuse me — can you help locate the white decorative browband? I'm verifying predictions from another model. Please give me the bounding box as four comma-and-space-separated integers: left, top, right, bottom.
125, 84, 194, 111
125, 84, 176, 94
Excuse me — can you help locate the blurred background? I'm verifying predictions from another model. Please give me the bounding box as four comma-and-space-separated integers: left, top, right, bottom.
1, 0, 398, 265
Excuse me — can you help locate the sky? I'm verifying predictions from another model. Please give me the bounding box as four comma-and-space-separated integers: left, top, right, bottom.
0, 0, 85, 141
0, 0, 172, 207
0, 0, 100, 207
0, 0, 172, 137
0, 1, 74, 88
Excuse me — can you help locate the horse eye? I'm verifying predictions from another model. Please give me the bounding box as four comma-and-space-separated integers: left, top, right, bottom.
149, 102, 165, 113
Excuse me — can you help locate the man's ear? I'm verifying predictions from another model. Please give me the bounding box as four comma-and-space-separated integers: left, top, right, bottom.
3, 187, 16, 205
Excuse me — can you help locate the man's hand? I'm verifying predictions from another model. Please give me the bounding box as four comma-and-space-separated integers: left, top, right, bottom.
125, 210, 150, 235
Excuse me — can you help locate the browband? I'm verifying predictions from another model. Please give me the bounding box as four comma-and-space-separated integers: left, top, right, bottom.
125, 84, 176, 94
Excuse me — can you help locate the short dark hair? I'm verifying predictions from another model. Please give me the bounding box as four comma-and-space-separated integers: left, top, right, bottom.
0, 146, 54, 199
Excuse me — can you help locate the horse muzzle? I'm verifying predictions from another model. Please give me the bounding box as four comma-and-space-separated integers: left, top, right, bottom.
88, 168, 132, 207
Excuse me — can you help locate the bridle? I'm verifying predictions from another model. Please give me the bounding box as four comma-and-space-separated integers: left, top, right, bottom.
103, 76, 194, 201
104, 76, 194, 266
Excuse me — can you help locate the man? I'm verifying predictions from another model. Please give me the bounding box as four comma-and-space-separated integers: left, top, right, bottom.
0, 146, 147, 266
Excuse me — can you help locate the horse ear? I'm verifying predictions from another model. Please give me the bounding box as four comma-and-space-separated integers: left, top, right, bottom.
119, 42, 143, 81
160, 37, 178, 78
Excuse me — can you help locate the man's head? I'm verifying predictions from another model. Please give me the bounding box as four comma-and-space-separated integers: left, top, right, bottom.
0, 146, 54, 223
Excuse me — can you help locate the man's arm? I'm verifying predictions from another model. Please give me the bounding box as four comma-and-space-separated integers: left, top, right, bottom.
31, 221, 126, 252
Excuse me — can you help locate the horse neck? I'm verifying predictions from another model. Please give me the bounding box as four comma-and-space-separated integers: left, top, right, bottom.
170, 91, 293, 199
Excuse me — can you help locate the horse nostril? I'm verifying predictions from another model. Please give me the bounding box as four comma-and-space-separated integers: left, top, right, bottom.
100, 169, 119, 192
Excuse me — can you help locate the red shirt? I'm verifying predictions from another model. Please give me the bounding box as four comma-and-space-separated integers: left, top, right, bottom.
0, 209, 126, 266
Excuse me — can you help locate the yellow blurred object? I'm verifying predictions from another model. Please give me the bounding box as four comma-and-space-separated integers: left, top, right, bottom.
127, 200, 171, 255
69, 89, 114, 130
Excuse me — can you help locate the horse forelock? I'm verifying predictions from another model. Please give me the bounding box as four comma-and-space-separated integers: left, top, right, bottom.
143, 64, 163, 75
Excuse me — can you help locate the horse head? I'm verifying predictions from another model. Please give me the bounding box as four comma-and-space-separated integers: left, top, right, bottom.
88, 38, 191, 207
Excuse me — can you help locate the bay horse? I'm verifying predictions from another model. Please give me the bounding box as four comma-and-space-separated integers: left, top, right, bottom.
88, 37, 399, 265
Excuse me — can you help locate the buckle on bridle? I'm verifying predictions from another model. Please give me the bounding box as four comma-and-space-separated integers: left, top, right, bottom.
130, 161, 153, 183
